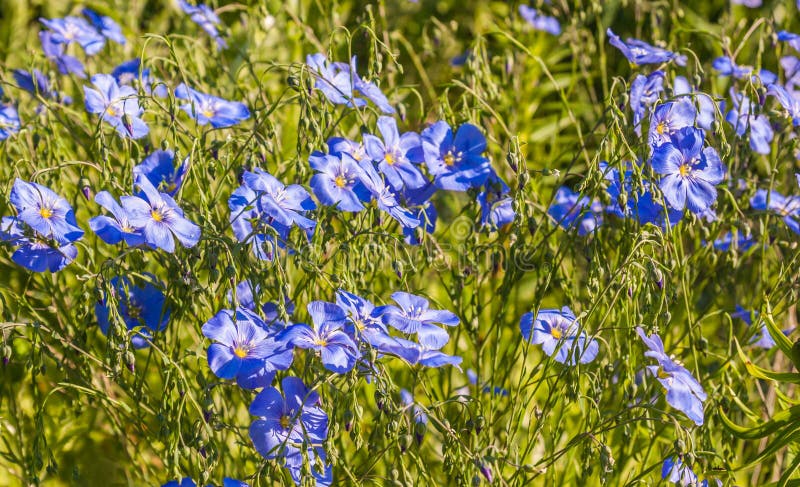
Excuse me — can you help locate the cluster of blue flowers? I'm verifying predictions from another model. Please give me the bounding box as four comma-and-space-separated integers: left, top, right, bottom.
6, 1, 800, 484
201, 286, 461, 481
546, 26, 800, 243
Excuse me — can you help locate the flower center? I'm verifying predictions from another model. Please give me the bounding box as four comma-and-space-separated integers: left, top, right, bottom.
150, 209, 164, 222
678, 164, 691, 177
127, 305, 142, 320
444, 152, 456, 166
313, 337, 328, 347
280, 415, 291, 429
354, 318, 365, 331
39, 207, 53, 219
233, 346, 248, 358
334, 175, 347, 188
550, 327, 563, 339
656, 121, 667, 135
384, 153, 395, 165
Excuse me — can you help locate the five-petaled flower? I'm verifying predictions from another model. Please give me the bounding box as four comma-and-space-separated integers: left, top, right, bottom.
121, 175, 201, 252
376, 291, 460, 350
202, 307, 294, 388
421, 121, 492, 191
279, 301, 360, 373
520, 306, 599, 365
650, 127, 725, 214
84, 74, 149, 139
636, 327, 707, 425
175, 83, 250, 128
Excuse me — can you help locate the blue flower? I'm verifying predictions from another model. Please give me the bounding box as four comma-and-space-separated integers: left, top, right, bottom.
89, 191, 146, 247
82, 8, 126, 45
376, 292, 459, 350
518, 6, 560, 35
607, 28, 686, 66
175, 83, 250, 128
364, 116, 427, 191
10, 178, 83, 244
548, 186, 603, 235
133, 150, 189, 196
202, 307, 293, 388
306, 53, 362, 108
13, 69, 68, 103
767, 83, 800, 126
228, 184, 291, 261
783, 56, 800, 91
121, 175, 201, 252
39, 31, 85, 78
341, 57, 395, 114
636, 327, 707, 425
421, 121, 492, 191
306, 55, 395, 113
630, 71, 665, 135
279, 301, 360, 373
478, 173, 515, 229
779, 30, 800, 52
352, 159, 420, 228
0, 104, 20, 140
725, 92, 773, 154
178, 1, 226, 48
662, 457, 698, 486
327, 137, 368, 162
650, 127, 725, 214
309, 152, 370, 212
0, 216, 78, 272
96, 276, 170, 349
389, 337, 462, 367
648, 100, 697, 147
672, 76, 716, 130
712, 56, 776, 84
84, 74, 148, 139
249, 377, 328, 473
520, 306, 599, 365
40, 16, 105, 55
334, 290, 392, 348
242, 168, 316, 232
601, 162, 682, 227
750, 189, 800, 234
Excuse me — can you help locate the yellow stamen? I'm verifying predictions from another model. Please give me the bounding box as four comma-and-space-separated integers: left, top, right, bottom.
550, 328, 562, 340
233, 346, 248, 358
384, 153, 395, 165
678, 164, 691, 177
444, 153, 456, 166
202, 109, 215, 118
150, 209, 164, 222
280, 415, 290, 429
39, 207, 53, 219
334, 175, 347, 188
656, 122, 666, 135
314, 337, 328, 347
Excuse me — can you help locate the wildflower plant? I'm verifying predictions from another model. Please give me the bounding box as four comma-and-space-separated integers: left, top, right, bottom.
2, 1, 800, 486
